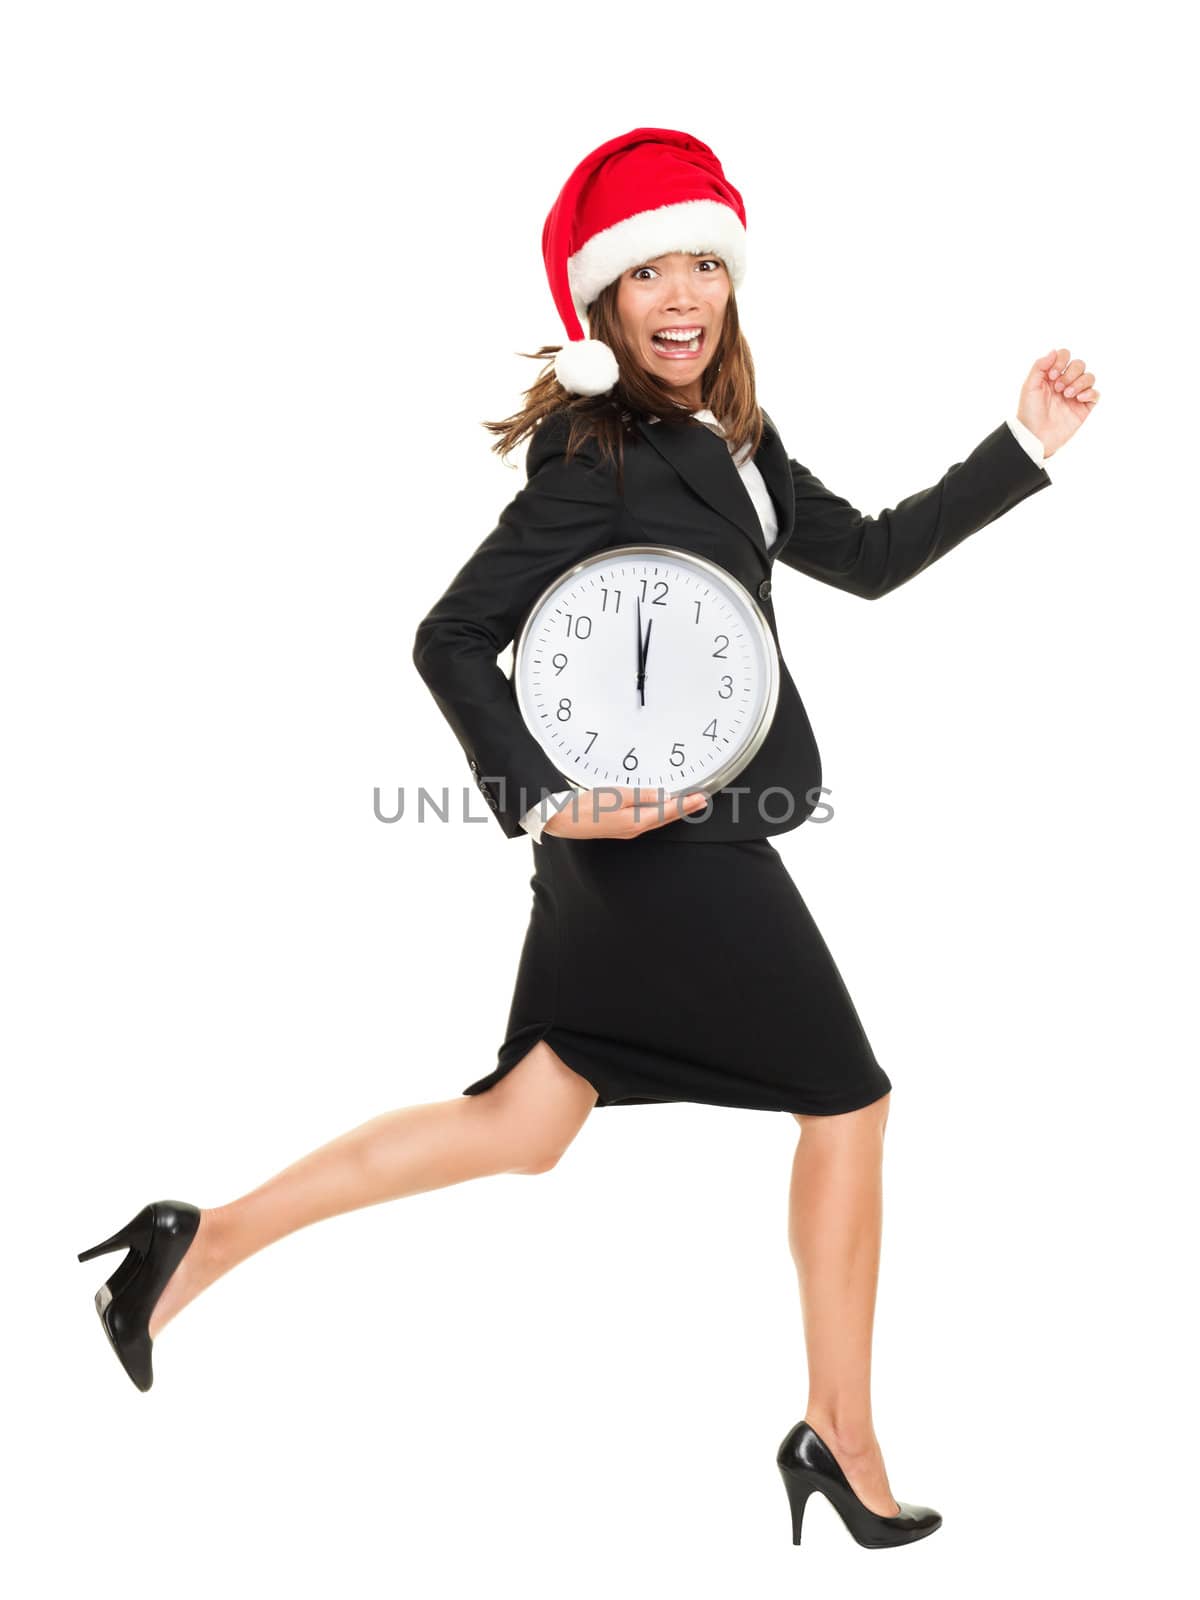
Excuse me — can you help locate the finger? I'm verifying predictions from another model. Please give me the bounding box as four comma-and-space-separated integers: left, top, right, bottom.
617, 785, 672, 810
1073, 387, 1099, 403
1049, 348, 1071, 381
639, 791, 708, 832
650, 791, 709, 827
1062, 369, 1094, 399
620, 784, 702, 811
1052, 359, 1083, 393
615, 787, 670, 830
1035, 348, 1058, 373
576, 786, 637, 829
612, 787, 675, 831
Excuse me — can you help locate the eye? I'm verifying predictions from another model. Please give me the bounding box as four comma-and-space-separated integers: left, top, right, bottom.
630, 257, 723, 281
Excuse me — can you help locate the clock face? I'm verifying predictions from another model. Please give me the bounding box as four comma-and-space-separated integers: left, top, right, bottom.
514, 544, 779, 797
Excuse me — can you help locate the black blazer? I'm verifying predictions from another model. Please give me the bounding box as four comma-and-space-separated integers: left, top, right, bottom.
412, 406, 1052, 842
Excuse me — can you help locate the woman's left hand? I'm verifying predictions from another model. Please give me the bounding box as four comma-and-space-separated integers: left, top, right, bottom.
1017, 347, 1100, 459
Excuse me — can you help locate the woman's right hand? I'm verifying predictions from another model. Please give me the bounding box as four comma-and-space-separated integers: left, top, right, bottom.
543, 786, 709, 840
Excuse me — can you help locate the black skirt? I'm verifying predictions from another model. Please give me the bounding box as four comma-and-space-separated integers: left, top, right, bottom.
461, 828, 893, 1116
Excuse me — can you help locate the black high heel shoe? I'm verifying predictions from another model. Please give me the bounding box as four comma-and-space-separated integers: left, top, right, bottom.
777, 1420, 942, 1548
77, 1200, 200, 1392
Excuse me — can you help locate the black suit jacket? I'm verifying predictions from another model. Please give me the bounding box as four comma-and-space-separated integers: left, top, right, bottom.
412, 406, 1052, 842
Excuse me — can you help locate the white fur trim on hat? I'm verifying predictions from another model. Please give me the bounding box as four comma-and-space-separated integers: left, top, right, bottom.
566, 198, 747, 323
553, 337, 621, 397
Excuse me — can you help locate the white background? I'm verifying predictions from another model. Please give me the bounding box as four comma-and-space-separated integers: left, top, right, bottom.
5, 2, 1196, 1594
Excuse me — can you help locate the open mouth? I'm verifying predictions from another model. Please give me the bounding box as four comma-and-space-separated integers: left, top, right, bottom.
650, 326, 705, 358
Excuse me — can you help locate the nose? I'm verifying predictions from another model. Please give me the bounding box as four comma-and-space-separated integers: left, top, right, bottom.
661, 271, 700, 314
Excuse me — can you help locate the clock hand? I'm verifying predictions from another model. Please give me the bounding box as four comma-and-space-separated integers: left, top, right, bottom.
636, 596, 645, 706
641, 616, 653, 708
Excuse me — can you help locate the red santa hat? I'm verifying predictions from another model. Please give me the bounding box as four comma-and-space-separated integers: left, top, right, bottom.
542, 127, 747, 397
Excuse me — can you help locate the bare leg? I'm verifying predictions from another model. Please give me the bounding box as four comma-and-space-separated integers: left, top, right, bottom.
789, 1091, 901, 1517
147, 1042, 599, 1339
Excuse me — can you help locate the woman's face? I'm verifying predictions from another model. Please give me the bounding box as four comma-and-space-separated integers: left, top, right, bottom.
614, 251, 730, 407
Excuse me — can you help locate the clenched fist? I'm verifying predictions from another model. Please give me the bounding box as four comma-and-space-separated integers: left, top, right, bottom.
1017, 347, 1100, 459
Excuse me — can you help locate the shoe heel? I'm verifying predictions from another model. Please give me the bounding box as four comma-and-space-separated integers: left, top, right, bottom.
777, 1419, 943, 1549
79, 1200, 200, 1392
77, 1204, 154, 1262
779, 1467, 818, 1545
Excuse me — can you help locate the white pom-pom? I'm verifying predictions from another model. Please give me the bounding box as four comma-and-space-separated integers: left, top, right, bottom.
553, 338, 619, 397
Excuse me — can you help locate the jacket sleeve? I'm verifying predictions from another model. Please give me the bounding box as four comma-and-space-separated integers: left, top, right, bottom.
412, 414, 624, 839
775, 420, 1052, 601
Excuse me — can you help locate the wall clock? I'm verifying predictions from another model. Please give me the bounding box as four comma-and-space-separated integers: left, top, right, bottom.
513, 544, 779, 801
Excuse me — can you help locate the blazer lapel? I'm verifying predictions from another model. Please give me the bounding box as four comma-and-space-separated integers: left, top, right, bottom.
754, 409, 796, 559
635, 408, 796, 562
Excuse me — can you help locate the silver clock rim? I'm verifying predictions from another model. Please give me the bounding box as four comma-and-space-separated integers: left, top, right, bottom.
513, 542, 781, 801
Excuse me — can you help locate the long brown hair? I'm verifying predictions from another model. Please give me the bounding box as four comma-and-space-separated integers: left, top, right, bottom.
483, 267, 763, 492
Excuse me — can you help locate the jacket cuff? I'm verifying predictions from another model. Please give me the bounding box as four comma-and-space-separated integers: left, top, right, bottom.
1006, 414, 1046, 468
465, 759, 572, 839
520, 788, 576, 843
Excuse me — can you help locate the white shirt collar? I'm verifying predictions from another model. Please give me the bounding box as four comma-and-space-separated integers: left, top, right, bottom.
691, 407, 725, 435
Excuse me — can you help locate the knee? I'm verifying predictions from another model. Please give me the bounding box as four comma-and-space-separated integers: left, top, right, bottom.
858, 1088, 891, 1133
792, 1088, 891, 1134
511, 1144, 567, 1176
470, 1094, 570, 1175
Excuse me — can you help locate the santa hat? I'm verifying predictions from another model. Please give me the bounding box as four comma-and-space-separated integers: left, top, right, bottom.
542, 127, 747, 397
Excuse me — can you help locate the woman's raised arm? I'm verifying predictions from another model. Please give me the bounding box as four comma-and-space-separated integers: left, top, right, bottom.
775, 420, 1052, 601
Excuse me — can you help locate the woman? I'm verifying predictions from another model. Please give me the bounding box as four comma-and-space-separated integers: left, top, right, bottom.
77, 128, 1097, 1550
